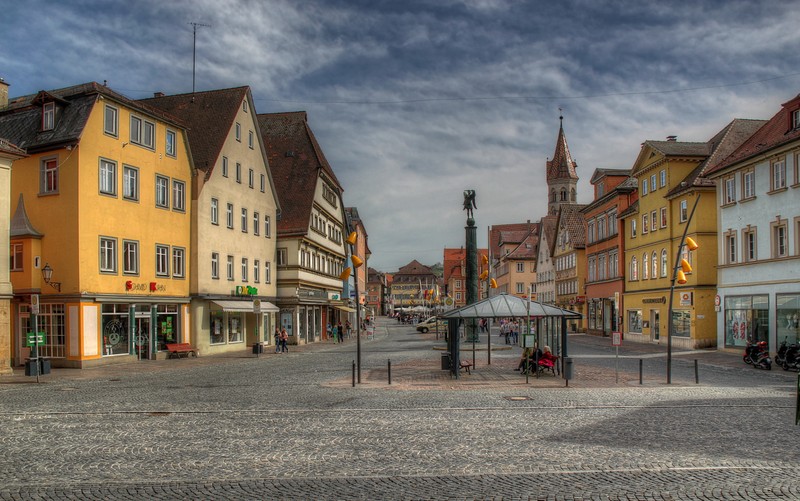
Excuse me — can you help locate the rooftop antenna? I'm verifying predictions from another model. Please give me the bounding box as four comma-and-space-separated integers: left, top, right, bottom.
189, 21, 211, 94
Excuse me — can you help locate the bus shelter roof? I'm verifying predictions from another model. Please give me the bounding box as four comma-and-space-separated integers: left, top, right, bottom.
439, 293, 582, 320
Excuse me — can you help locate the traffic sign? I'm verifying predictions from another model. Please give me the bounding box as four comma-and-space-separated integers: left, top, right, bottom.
612, 331, 622, 347
253, 299, 261, 314
31, 294, 40, 315
26, 332, 45, 347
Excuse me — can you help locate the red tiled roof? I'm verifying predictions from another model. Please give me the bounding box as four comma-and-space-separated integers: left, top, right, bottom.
706, 95, 800, 176
546, 120, 578, 182
258, 112, 343, 236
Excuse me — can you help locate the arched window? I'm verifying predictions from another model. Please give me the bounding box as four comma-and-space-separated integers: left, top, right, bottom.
570, 188, 576, 202
550, 189, 556, 203
631, 256, 638, 281
560, 189, 567, 201
651, 252, 658, 280
661, 249, 668, 277
642, 252, 649, 279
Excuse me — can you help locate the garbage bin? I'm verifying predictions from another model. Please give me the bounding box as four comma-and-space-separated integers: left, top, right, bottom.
252, 343, 264, 355
25, 359, 38, 377
39, 358, 51, 375
563, 356, 573, 380
441, 352, 451, 370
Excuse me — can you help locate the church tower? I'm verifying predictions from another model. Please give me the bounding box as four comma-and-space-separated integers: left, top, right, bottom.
546, 114, 579, 215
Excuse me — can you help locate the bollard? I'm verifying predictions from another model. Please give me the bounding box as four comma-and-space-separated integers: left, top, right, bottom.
388, 359, 392, 385
639, 359, 643, 385
352, 360, 356, 387
694, 359, 699, 384
563, 357, 573, 388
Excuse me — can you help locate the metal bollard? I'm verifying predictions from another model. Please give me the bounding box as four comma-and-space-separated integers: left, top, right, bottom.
639, 359, 643, 385
694, 359, 699, 384
388, 359, 392, 385
352, 360, 356, 387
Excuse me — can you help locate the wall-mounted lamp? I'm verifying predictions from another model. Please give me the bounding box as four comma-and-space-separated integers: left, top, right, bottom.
41, 263, 61, 292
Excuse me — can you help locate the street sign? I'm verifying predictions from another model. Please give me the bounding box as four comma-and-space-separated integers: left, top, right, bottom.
31, 294, 40, 315
253, 299, 261, 314
26, 332, 45, 347
612, 332, 622, 347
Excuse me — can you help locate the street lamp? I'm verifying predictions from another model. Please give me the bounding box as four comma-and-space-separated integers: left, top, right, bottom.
667, 195, 700, 384
41, 263, 61, 292
340, 231, 364, 382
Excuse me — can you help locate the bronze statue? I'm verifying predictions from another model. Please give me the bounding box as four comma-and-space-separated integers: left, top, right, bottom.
463, 190, 477, 219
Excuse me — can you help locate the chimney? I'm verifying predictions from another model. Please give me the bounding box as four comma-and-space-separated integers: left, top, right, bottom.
153, 92, 165, 98
0, 77, 9, 108
667, 135, 677, 141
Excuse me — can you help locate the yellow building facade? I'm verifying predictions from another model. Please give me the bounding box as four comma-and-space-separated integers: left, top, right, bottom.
2, 83, 193, 367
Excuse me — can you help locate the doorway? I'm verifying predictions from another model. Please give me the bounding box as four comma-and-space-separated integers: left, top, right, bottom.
134, 316, 151, 360
651, 310, 660, 341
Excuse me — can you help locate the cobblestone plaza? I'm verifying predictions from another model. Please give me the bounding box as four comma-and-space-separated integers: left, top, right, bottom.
1, 318, 799, 500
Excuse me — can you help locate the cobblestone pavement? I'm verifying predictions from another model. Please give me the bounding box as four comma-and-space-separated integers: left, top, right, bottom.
1, 318, 799, 500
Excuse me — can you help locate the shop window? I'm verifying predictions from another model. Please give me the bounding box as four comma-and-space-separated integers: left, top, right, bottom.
724, 295, 769, 348
672, 310, 691, 337
102, 304, 130, 356
210, 311, 225, 344
777, 294, 800, 345
628, 310, 642, 333
155, 304, 179, 351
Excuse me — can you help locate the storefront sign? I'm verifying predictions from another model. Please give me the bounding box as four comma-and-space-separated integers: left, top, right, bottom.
235, 286, 258, 296
125, 281, 166, 293
643, 297, 666, 304
680, 292, 693, 306
26, 332, 45, 347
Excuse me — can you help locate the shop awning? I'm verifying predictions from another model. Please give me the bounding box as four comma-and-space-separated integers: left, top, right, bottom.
211, 300, 279, 313
334, 305, 357, 312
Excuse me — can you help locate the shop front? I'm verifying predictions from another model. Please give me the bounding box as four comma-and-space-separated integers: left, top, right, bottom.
191, 297, 279, 355
625, 288, 716, 349
716, 289, 800, 353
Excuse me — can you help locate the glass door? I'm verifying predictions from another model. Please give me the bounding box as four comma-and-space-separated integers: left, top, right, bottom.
651, 310, 660, 341
134, 316, 151, 360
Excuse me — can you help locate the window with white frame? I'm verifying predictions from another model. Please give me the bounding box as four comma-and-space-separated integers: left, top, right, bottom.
793, 109, 800, 130
235, 122, 241, 142
277, 248, 287, 266
210, 198, 219, 225
40, 157, 59, 194
642, 178, 648, 195
742, 170, 755, 199
265, 215, 271, 237
587, 220, 595, 243
516, 262, 524, 273
253, 259, 260, 283
650, 174, 657, 192
660, 169, 666, 188
155, 244, 169, 277
166, 129, 176, 157
660, 207, 667, 228
99, 158, 117, 196
100, 237, 117, 273
631, 219, 637, 238
642, 252, 649, 279
123, 165, 138, 201
680, 199, 688, 222
253, 212, 260, 235
155, 175, 169, 208
608, 210, 617, 235
123, 240, 139, 275
10, 243, 22, 271
241, 208, 248, 233
660, 248, 667, 277
598, 217, 607, 239
609, 249, 618, 278
598, 253, 606, 280
227, 255, 234, 280
516, 282, 525, 294
588, 256, 596, 282
744, 227, 757, 262
248, 130, 254, 149
651, 252, 657, 279
642, 214, 649, 234
248, 168, 254, 188
235, 162, 242, 184
650, 211, 657, 232
172, 247, 185, 278
725, 231, 737, 264
130, 115, 155, 149
724, 177, 736, 204
226, 203, 234, 229
772, 158, 786, 190
630, 256, 638, 281
241, 258, 248, 282
772, 220, 788, 258
260, 174, 265, 192
42, 102, 55, 130
104, 105, 118, 136
172, 180, 185, 211
222, 156, 229, 177
211, 252, 219, 279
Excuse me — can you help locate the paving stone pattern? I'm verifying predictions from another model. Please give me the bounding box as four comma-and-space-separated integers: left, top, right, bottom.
1, 319, 799, 500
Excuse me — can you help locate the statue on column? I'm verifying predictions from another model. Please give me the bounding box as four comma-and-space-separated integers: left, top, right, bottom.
463, 190, 477, 220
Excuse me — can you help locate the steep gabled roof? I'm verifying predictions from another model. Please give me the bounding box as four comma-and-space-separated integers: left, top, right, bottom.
10, 195, 42, 238
394, 260, 435, 278
538, 215, 558, 258
258, 111, 343, 236
140, 87, 248, 177
666, 118, 767, 198
556, 204, 587, 249
506, 228, 539, 261
0, 82, 185, 153
546, 117, 578, 182
706, 95, 800, 176
489, 223, 529, 260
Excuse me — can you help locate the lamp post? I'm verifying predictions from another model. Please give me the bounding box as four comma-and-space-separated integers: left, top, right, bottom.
41, 263, 61, 292
667, 194, 701, 384
340, 231, 363, 383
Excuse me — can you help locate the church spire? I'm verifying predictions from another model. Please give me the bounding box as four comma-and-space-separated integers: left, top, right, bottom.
545, 112, 579, 216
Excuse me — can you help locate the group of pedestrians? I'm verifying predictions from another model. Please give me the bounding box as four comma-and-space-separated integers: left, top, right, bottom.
499, 319, 519, 344
326, 321, 352, 343
273, 327, 289, 353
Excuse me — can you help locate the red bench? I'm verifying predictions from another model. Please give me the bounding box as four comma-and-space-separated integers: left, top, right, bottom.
459, 360, 473, 374
165, 343, 197, 359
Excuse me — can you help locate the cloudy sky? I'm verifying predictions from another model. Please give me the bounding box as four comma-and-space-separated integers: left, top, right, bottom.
3, 0, 800, 272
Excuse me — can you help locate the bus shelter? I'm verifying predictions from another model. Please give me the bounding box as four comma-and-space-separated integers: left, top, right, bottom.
439, 293, 582, 378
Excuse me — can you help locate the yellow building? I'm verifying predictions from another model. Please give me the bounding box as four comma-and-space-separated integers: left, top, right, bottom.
0, 82, 194, 368
621, 121, 764, 349
552, 205, 587, 331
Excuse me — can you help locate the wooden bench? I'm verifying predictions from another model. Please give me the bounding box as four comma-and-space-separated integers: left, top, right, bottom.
165, 343, 197, 359
459, 360, 473, 374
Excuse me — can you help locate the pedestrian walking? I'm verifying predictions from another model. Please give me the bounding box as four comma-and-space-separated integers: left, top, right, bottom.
345, 320, 352, 338
280, 327, 289, 353
336, 321, 343, 343
274, 327, 281, 353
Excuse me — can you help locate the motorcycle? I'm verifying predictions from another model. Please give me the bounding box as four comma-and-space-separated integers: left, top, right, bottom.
779, 342, 800, 371
743, 340, 771, 370
775, 338, 790, 367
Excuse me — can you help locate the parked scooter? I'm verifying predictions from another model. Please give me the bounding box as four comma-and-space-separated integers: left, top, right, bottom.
743, 340, 772, 370
778, 340, 800, 371
775, 338, 790, 367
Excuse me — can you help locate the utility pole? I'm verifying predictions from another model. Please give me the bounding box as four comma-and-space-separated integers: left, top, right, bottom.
189, 22, 211, 94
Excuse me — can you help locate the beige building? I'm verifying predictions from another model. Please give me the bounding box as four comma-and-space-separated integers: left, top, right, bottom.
144, 87, 281, 355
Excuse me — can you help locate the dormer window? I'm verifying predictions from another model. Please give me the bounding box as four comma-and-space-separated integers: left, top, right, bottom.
793, 109, 800, 130
42, 102, 55, 131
